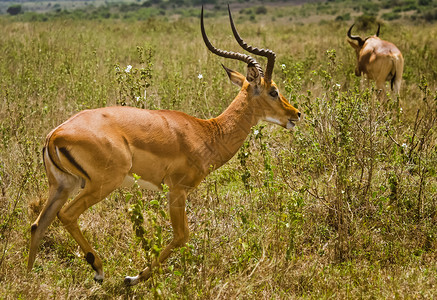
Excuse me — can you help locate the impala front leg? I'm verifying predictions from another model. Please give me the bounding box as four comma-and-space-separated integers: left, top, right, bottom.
124, 188, 189, 286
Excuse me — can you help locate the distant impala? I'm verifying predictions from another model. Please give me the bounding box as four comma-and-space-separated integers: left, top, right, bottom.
347, 24, 403, 95
27, 5, 300, 285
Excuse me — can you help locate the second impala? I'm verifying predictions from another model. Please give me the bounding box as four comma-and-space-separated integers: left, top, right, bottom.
27, 6, 300, 285
347, 24, 403, 95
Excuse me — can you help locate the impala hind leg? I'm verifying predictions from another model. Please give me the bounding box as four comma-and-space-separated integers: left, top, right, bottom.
392, 73, 402, 97
124, 188, 189, 286
57, 178, 125, 282
28, 164, 80, 273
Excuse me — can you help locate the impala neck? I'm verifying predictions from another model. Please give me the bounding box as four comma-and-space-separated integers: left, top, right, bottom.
208, 87, 260, 169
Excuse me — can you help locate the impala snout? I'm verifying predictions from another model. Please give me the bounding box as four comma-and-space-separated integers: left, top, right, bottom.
286, 110, 301, 129
287, 111, 301, 129
257, 87, 300, 130
280, 94, 301, 130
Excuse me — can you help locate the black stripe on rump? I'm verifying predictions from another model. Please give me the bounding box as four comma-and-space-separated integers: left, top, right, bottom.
44, 146, 66, 175
58, 147, 91, 180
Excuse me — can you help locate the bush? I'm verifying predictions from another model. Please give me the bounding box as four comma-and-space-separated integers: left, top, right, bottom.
423, 8, 437, 22
382, 12, 401, 20
6, 4, 22, 15
255, 6, 267, 15
362, 2, 380, 14
335, 12, 351, 21
355, 14, 377, 30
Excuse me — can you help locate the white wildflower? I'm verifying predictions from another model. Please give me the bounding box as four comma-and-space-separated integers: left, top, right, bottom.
198, 73, 203, 80
253, 129, 259, 135
125, 65, 132, 73
402, 143, 407, 148
136, 96, 140, 102
281, 64, 286, 69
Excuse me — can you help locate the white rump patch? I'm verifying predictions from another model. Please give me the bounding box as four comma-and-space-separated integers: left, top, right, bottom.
121, 175, 161, 191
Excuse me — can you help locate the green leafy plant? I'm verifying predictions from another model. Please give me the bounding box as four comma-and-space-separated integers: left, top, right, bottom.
115, 46, 153, 108
126, 174, 168, 296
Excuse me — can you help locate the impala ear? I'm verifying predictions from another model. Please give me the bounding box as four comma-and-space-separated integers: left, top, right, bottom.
246, 63, 261, 86
222, 64, 245, 87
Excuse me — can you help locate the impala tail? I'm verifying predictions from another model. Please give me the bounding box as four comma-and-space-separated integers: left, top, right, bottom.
392, 55, 404, 94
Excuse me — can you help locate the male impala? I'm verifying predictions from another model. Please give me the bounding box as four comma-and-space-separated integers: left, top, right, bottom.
27, 6, 300, 285
347, 24, 403, 95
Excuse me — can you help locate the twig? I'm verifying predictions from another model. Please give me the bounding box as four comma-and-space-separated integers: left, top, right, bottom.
215, 281, 229, 300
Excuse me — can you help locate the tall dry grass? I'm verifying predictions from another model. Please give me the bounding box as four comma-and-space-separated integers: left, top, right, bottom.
0, 9, 436, 299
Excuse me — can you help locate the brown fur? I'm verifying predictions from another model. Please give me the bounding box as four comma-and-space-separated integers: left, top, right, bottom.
27, 46, 300, 286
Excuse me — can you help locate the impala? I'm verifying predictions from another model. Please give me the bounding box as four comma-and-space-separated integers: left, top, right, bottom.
347, 24, 404, 95
27, 6, 300, 286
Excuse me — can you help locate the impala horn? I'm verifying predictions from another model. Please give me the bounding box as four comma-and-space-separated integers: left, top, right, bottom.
347, 24, 365, 46
227, 4, 276, 83
201, 6, 270, 81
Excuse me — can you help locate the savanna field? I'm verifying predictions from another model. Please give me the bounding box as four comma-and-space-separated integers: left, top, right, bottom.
1, 1, 437, 298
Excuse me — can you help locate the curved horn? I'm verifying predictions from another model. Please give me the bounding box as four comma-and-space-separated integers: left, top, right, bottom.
227, 4, 276, 83
376, 23, 380, 37
201, 6, 261, 71
347, 24, 364, 46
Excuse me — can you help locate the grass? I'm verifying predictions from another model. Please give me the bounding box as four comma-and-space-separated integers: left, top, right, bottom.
1, 3, 437, 299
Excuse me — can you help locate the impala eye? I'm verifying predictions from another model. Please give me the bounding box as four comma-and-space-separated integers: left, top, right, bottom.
269, 90, 278, 98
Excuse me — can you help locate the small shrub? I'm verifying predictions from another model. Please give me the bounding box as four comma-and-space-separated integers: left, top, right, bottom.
336, 13, 351, 21
115, 46, 153, 108
423, 8, 437, 21
6, 4, 22, 15
355, 14, 378, 30
255, 6, 267, 15
382, 12, 402, 20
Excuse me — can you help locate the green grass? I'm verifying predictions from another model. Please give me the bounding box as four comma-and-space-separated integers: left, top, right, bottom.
1, 4, 437, 299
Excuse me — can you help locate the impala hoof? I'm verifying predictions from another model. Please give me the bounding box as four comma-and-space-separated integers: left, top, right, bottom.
124, 275, 139, 286
94, 277, 103, 284
94, 273, 104, 284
